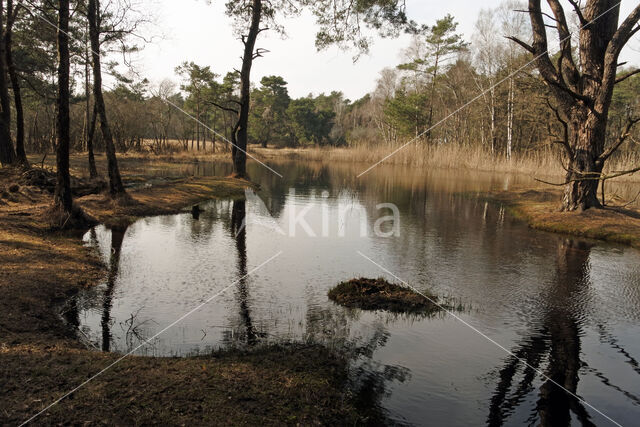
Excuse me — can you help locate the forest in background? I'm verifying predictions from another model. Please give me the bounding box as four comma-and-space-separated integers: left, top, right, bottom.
1, 1, 639, 175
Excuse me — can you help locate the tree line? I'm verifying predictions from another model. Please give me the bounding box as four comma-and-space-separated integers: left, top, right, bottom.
0, 1, 639, 216
0, 0, 411, 224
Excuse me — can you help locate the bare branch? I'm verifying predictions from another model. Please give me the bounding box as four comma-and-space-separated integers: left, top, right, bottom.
601, 166, 640, 181
208, 101, 238, 115
507, 36, 534, 53
601, 4, 640, 99
615, 68, 640, 84
252, 47, 270, 59
567, 0, 586, 26
546, 99, 572, 157
514, 9, 558, 23
533, 167, 640, 186
598, 116, 640, 163
534, 177, 569, 186
547, 0, 580, 90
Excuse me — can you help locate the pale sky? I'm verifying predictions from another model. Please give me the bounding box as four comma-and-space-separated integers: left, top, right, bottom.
131, 0, 640, 100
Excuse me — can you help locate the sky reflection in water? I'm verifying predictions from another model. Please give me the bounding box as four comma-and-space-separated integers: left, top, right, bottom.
69, 161, 640, 426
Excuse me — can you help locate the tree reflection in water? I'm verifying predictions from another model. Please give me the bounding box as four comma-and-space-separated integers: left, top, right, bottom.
487, 239, 638, 426
346, 324, 411, 424
226, 198, 411, 422
229, 199, 258, 346
100, 226, 128, 352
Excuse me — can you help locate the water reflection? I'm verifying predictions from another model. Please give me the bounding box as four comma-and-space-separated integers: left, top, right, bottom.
101, 226, 127, 352
347, 324, 411, 423
487, 240, 639, 426
227, 200, 258, 346
73, 161, 640, 425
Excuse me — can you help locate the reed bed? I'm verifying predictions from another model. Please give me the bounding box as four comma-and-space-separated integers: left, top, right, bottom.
257, 143, 640, 183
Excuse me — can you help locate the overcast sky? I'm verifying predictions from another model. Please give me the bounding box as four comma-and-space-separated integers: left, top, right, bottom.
132, 0, 640, 100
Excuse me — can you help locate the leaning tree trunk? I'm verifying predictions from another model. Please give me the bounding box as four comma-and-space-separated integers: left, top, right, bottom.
54, 0, 73, 214
232, 0, 262, 179
88, 0, 125, 196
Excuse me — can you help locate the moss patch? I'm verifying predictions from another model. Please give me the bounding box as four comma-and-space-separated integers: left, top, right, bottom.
328, 278, 440, 314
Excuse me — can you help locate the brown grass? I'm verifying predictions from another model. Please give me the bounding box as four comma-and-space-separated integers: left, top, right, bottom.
254, 144, 640, 183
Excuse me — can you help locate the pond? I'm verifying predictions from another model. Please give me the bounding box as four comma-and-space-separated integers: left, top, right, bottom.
67, 160, 640, 426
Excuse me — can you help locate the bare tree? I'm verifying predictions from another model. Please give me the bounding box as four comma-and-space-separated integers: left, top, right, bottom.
498, 1, 529, 160
88, 0, 126, 197
473, 9, 501, 153
510, 1, 640, 211
218, 0, 412, 178
53, 0, 72, 214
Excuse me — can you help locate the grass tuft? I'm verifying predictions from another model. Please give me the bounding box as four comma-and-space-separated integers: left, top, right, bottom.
328, 278, 440, 314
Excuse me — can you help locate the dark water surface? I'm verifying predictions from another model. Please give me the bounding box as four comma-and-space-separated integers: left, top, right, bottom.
69, 160, 640, 426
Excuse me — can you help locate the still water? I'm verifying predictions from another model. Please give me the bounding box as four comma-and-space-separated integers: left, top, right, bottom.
68, 161, 640, 426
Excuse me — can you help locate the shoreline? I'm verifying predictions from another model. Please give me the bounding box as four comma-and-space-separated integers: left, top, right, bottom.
0, 165, 367, 425
484, 189, 640, 249
3, 153, 640, 423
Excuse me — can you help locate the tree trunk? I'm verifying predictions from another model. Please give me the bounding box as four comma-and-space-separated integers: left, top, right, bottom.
506, 78, 514, 160
87, 102, 98, 178
6, 0, 26, 166
562, 108, 605, 211
233, 0, 262, 179
84, 22, 98, 178
0, 0, 15, 166
490, 86, 496, 154
88, 0, 125, 196
196, 96, 200, 151
425, 54, 440, 141
54, 0, 73, 213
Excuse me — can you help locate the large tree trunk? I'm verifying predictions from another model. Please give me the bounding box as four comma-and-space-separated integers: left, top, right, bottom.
0, 0, 15, 166
54, 0, 73, 213
88, 0, 125, 196
232, 0, 262, 179
562, 108, 605, 211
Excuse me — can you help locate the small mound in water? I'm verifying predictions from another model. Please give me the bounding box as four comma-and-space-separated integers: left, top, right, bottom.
328, 278, 440, 314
